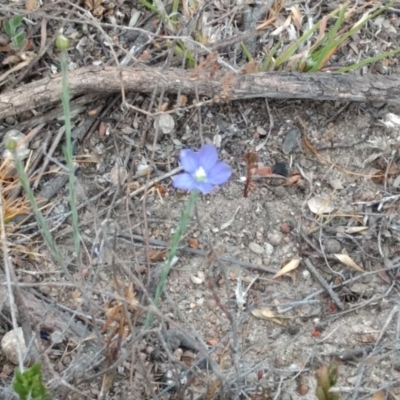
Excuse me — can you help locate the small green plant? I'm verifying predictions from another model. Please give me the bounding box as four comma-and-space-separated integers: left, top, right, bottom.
173, 40, 195, 68
56, 33, 80, 258
3, 16, 26, 50
315, 362, 339, 400
3, 33, 78, 278
145, 145, 232, 327
261, 0, 400, 73
13, 363, 49, 400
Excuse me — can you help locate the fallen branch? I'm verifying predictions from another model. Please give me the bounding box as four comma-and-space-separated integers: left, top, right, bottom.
1, 66, 400, 119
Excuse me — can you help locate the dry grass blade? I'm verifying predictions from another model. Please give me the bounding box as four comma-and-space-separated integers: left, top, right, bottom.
334, 254, 364, 273
273, 258, 301, 279
251, 307, 285, 325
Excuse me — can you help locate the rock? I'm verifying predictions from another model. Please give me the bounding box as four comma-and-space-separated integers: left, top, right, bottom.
324, 238, 342, 254
287, 324, 300, 336
155, 114, 175, 134
265, 243, 274, 256
249, 242, 264, 254
268, 232, 282, 246
272, 161, 289, 177
307, 196, 335, 214
109, 164, 127, 185
271, 186, 287, 198
282, 128, 302, 154
51, 331, 65, 345
257, 126, 267, 136
280, 223, 291, 234
1, 328, 32, 366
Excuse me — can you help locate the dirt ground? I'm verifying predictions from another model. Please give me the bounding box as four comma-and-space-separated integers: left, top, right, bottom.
1, 1, 400, 399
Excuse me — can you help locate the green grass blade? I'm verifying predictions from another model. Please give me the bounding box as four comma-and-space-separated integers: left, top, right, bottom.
11, 154, 69, 277
261, 39, 282, 71
309, 4, 347, 72
138, 0, 158, 12
329, 0, 396, 55
337, 48, 400, 73
145, 190, 199, 327
275, 7, 340, 68
241, 41, 254, 62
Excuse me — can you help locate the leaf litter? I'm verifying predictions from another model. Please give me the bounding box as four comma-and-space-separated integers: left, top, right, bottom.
1, 0, 400, 399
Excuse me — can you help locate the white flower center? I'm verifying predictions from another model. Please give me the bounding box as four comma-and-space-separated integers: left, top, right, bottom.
194, 166, 207, 182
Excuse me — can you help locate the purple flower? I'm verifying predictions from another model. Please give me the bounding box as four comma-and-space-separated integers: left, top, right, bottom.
172, 144, 232, 194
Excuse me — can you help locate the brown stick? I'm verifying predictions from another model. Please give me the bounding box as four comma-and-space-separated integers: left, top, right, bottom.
1, 66, 400, 119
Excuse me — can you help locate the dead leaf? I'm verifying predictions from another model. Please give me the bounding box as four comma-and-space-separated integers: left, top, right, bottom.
2, 55, 22, 65
334, 254, 364, 273
100, 371, 114, 397
298, 384, 309, 395
360, 333, 378, 343
88, 107, 101, 117
148, 249, 167, 262
124, 282, 139, 311
283, 172, 303, 187
317, 15, 328, 42
291, 5, 302, 31
188, 238, 199, 249
251, 307, 284, 325
98, 121, 106, 137
0, 45, 12, 53
273, 259, 301, 279
190, 272, 204, 285
85, 0, 103, 9
345, 226, 369, 234
241, 59, 259, 74
371, 390, 386, 400
206, 338, 219, 346
138, 50, 151, 62
25, 0, 38, 11
254, 166, 273, 176
307, 196, 335, 214
177, 94, 188, 107
271, 15, 291, 36
375, 264, 390, 284
311, 327, 323, 337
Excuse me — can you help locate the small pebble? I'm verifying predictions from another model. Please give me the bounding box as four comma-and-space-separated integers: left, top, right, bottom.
282, 128, 302, 154
271, 186, 287, 198
324, 238, 342, 254
257, 126, 267, 136
155, 114, 175, 134
5, 116, 15, 125
0, 33, 9, 46
280, 222, 291, 234
268, 232, 282, 246
265, 243, 274, 256
287, 325, 300, 336
249, 242, 264, 254
272, 161, 289, 177
1, 328, 32, 366
51, 331, 64, 345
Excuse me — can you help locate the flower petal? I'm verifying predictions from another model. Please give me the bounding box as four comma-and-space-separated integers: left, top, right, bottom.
172, 173, 197, 191
198, 144, 218, 171
207, 161, 232, 185
179, 149, 199, 174
195, 182, 214, 194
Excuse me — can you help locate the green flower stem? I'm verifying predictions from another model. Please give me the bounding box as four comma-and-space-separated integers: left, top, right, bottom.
60, 50, 80, 258
12, 154, 71, 278
145, 190, 199, 327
